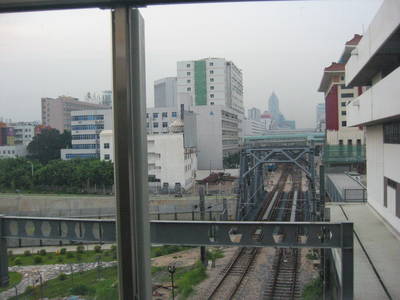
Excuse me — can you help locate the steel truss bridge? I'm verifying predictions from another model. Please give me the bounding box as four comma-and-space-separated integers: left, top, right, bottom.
0, 216, 353, 299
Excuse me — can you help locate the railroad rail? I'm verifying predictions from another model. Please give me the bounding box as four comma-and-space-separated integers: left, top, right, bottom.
263, 168, 303, 300
206, 166, 290, 300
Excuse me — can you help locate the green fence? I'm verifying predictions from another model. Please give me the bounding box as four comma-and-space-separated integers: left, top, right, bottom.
323, 145, 366, 163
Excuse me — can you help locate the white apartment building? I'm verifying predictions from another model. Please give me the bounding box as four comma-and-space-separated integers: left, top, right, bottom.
99, 126, 197, 190
41, 96, 109, 133
0, 145, 27, 159
61, 109, 112, 160
9, 122, 38, 145
244, 118, 266, 136
346, 0, 400, 232
193, 105, 240, 170
146, 107, 181, 135
177, 58, 244, 135
154, 77, 177, 108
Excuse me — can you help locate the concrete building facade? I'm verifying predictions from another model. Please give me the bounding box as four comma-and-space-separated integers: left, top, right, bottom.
154, 77, 177, 108
318, 35, 366, 146
0, 145, 27, 159
316, 103, 326, 131
41, 96, 109, 133
244, 118, 267, 136
247, 107, 261, 122
61, 109, 112, 160
10, 122, 38, 145
346, 0, 400, 232
193, 105, 240, 170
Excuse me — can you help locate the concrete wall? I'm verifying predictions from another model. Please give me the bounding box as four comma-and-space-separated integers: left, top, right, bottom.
366, 125, 400, 232
346, 0, 399, 84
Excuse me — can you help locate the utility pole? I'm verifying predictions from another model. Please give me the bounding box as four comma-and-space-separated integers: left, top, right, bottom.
199, 187, 207, 266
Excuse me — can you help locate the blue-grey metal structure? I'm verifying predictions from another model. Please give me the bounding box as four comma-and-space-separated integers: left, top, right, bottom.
237, 146, 317, 221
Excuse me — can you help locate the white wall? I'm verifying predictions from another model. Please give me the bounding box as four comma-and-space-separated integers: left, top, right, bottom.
0, 145, 27, 158
366, 125, 400, 232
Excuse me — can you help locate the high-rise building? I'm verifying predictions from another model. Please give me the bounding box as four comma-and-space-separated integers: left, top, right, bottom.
268, 92, 280, 119
316, 103, 326, 130
346, 0, 400, 232
247, 107, 261, 122
41, 96, 109, 133
60, 109, 113, 159
101, 91, 113, 107
318, 34, 365, 146
177, 58, 244, 115
154, 77, 177, 108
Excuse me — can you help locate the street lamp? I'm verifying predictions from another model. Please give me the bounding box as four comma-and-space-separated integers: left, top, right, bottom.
168, 264, 176, 300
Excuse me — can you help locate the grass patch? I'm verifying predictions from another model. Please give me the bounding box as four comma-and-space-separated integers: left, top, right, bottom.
9, 266, 118, 300
9, 249, 116, 266
302, 277, 322, 300
0, 272, 23, 292
175, 261, 207, 299
151, 245, 193, 258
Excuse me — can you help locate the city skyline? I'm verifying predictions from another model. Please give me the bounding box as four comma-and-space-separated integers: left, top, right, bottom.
0, 0, 383, 127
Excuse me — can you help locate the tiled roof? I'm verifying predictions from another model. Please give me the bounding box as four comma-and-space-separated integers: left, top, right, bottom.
324, 62, 345, 72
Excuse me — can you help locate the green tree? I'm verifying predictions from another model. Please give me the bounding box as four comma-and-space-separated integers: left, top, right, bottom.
27, 129, 71, 164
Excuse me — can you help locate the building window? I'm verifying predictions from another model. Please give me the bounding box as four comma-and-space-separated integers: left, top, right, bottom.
383, 121, 400, 144
104, 143, 110, 149
341, 102, 346, 107
339, 139, 343, 145
210, 94, 214, 98
153, 113, 158, 119
104, 154, 110, 160
162, 122, 168, 128
347, 139, 352, 145
341, 76, 345, 80
162, 112, 168, 118
210, 86, 214, 90
187, 71, 191, 76
210, 70, 214, 74
153, 122, 159, 128
146, 122, 149, 128
210, 102, 214, 105
341, 93, 354, 98
187, 87, 191, 92
172, 112, 177, 118
342, 121, 347, 127
341, 111, 347, 116
146, 113, 149, 118
187, 79, 191, 83
356, 139, 361, 145
186, 63, 190, 68
209, 62, 213, 66
210, 78, 214, 82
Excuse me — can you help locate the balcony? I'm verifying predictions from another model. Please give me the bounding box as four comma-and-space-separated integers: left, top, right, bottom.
347, 66, 400, 126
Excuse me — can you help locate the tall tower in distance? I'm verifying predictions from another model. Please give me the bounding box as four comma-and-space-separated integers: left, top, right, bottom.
268, 92, 280, 119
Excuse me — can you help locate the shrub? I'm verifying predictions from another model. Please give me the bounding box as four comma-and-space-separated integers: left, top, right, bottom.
302, 277, 322, 300
39, 249, 47, 256
57, 257, 64, 263
25, 285, 35, 295
104, 251, 110, 257
94, 245, 102, 253
7, 250, 13, 257
76, 255, 82, 262
110, 245, 117, 252
76, 245, 85, 254
69, 284, 94, 296
23, 250, 31, 256
66, 252, 74, 259
14, 258, 22, 265
58, 273, 67, 281
33, 256, 43, 264
60, 248, 67, 255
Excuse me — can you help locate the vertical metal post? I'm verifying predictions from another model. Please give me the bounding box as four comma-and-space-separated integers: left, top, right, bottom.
222, 198, 228, 220
199, 187, 207, 266
112, 7, 151, 300
341, 222, 354, 300
319, 165, 325, 221
0, 215, 9, 287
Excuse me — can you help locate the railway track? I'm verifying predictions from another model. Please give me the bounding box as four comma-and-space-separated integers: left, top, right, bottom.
206, 167, 290, 300
263, 168, 303, 300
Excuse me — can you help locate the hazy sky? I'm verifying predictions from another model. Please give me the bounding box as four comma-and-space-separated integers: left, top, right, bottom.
0, 0, 383, 128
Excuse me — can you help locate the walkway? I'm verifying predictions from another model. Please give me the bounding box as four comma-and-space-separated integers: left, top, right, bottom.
329, 202, 400, 300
